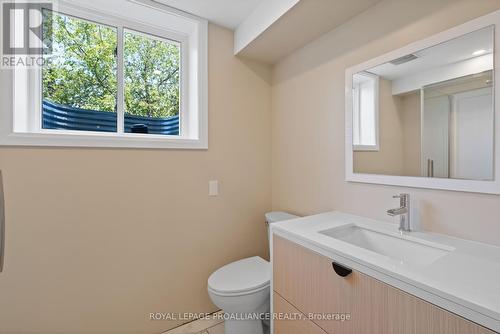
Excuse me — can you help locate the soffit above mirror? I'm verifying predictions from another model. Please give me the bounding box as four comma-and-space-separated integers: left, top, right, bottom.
235, 0, 382, 64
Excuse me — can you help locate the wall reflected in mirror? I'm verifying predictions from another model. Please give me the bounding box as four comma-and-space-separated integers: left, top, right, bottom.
352, 26, 494, 180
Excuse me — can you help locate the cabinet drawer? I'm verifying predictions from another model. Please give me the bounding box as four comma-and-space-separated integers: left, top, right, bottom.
273, 235, 497, 334
274, 292, 327, 334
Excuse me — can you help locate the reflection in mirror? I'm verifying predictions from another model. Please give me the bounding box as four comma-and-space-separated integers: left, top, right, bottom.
352, 73, 379, 151
352, 26, 494, 181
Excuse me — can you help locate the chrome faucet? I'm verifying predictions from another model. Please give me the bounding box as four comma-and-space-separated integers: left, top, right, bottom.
387, 193, 410, 232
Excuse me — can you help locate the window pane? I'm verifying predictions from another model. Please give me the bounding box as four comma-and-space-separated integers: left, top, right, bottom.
42, 11, 118, 132
353, 73, 377, 147
124, 29, 180, 135
352, 86, 361, 145
359, 80, 376, 145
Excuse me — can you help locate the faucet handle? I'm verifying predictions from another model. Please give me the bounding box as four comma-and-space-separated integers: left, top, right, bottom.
393, 193, 409, 207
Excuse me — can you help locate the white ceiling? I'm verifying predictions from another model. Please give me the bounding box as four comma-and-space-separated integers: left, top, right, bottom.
152, 0, 264, 29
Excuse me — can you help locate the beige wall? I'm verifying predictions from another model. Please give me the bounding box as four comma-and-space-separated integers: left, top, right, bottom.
0, 24, 271, 334
272, 0, 500, 246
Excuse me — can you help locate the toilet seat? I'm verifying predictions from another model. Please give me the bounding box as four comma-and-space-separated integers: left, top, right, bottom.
208, 256, 270, 296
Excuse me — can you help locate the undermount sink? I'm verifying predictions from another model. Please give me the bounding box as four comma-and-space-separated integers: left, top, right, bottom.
320, 224, 454, 267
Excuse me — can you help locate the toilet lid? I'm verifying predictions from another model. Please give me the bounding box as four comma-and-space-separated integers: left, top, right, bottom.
208, 257, 270, 294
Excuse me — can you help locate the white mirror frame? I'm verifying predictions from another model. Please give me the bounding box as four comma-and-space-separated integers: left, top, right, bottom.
345, 10, 500, 195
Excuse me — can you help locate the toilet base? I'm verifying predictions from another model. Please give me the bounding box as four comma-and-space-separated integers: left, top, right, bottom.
224, 318, 264, 334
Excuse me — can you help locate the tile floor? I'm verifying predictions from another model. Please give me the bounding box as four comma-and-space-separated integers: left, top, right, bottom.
198, 322, 224, 334
162, 312, 224, 334
163, 311, 269, 334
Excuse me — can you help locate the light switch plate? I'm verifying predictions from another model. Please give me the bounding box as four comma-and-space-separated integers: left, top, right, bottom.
209, 180, 218, 196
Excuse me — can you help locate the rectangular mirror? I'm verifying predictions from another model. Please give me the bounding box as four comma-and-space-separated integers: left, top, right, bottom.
346, 12, 500, 194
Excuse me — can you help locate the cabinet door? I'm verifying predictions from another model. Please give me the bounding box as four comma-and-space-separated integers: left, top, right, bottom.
273, 234, 387, 333
273, 235, 497, 334
274, 292, 327, 334
387, 287, 496, 334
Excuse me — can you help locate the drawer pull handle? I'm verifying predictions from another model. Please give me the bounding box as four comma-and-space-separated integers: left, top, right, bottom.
332, 262, 352, 277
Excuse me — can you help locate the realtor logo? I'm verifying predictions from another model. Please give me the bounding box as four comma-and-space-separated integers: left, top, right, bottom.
1, 1, 53, 67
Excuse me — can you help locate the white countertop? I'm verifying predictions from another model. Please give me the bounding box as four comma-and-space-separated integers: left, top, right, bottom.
271, 211, 500, 332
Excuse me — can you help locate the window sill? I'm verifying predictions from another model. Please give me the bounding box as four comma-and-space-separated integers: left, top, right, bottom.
0, 132, 208, 149
353, 145, 379, 152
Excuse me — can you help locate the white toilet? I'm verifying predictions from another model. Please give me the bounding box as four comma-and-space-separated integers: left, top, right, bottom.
207, 212, 298, 334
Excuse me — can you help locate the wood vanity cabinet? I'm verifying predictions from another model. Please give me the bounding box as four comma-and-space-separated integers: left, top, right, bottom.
274, 292, 327, 334
273, 235, 497, 334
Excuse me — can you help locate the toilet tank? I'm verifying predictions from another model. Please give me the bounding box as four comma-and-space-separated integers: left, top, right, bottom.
265, 211, 298, 243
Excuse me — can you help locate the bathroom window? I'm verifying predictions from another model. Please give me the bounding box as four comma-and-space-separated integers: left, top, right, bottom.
352, 72, 379, 151
5, 2, 207, 149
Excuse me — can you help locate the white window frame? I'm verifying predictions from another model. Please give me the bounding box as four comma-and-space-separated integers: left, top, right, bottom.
352, 72, 379, 151
1, 0, 208, 149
